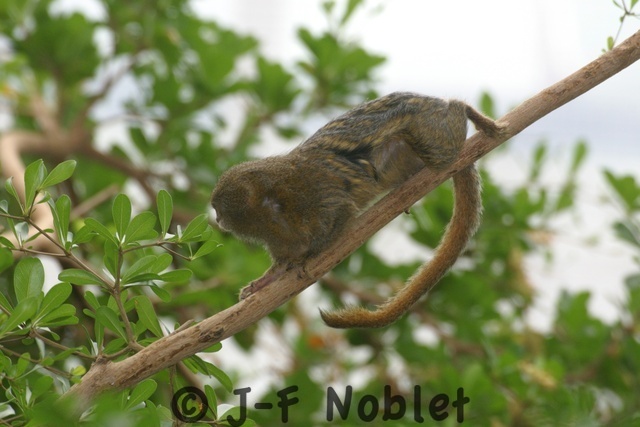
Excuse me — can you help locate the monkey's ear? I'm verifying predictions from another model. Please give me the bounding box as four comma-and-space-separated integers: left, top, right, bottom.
262, 196, 291, 230
261, 196, 282, 213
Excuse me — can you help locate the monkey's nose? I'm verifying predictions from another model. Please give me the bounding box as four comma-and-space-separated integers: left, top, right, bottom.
212, 208, 219, 223
211, 208, 229, 231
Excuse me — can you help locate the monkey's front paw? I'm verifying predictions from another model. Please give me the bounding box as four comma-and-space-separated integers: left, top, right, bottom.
296, 264, 311, 280
282, 262, 304, 278
239, 265, 286, 300
239, 283, 257, 300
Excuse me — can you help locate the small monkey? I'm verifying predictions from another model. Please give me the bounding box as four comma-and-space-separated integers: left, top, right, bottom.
210, 92, 503, 328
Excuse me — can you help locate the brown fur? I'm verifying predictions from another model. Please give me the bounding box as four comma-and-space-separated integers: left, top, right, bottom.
210, 92, 503, 328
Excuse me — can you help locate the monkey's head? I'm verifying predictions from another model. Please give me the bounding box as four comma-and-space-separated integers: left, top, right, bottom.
210, 158, 298, 247
212, 162, 263, 234
211, 154, 353, 263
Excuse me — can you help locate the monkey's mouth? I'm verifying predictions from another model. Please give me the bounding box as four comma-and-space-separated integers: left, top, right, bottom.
212, 208, 228, 231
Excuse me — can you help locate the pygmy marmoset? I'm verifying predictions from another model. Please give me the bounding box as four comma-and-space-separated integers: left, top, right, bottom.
210, 92, 503, 328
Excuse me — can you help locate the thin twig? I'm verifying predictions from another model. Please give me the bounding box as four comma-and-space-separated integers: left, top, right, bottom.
0, 344, 70, 378
31, 330, 95, 361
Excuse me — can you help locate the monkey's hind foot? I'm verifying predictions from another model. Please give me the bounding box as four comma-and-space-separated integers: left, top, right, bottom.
240, 265, 284, 300
464, 105, 508, 138
239, 262, 301, 300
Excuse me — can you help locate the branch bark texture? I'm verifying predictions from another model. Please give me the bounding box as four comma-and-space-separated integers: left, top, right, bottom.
65, 30, 640, 407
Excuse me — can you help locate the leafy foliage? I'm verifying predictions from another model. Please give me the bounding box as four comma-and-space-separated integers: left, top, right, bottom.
0, 0, 638, 426
606, 0, 640, 50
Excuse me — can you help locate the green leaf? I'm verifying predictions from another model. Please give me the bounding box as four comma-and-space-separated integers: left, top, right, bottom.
140, 401, 162, 425
18, 10, 99, 86
25, 225, 51, 244
95, 306, 127, 341
41, 160, 77, 188
529, 143, 547, 182
14, 221, 29, 245
607, 36, 615, 51
554, 182, 575, 212
103, 337, 126, 354
252, 57, 300, 113
479, 92, 496, 119
38, 304, 78, 326
201, 342, 222, 353
0, 247, 13, 274
0, 296, 38, 336
0, 287, 13, 312
72, 225, 96, 245
322, 0, 335, 15
58, 269, 105, 286
112, 194, 132, 243
23, 159, 47, 212
204, 385, 219, 418
108, 294, 121, 312
202, 358, 232, 392
122, 255, 157, 284
94, 319, 104, 350
179, 214, 209, 242
70, 365, 86, 377
341, 0, 365, 26
134, 296, 163, 337
51, 347, 85, 362
613, 221, 640, 248
184, 356, 233, 392
124, 211, 157, 244
603, 170, 640, 212
193, 240, 221, 259
0, 236, 16, 250
159, 269, 192, 283
125, 379, 157, 410
103, 239, 119, 278
123, 273, 162, 285
150, 253, 172, 273
38, 192, 52, 205
84, 218, 118, 244
39, 315, 79, 328
16, 353, 30, 375
37, 282, 72, 320
129, 127, 149, 154
4, 177, 22, 211
0, 200, 8, 213
569, 140, 588, 174
49, 195, 71, 249
149, 284, 171, 302
14, 258, 44, 302
84, 290, 100, 311
31, 375, 54, 400
157, 190, 173, 237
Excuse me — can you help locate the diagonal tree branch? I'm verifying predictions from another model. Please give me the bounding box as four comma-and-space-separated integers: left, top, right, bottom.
64, 30, 640, 410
